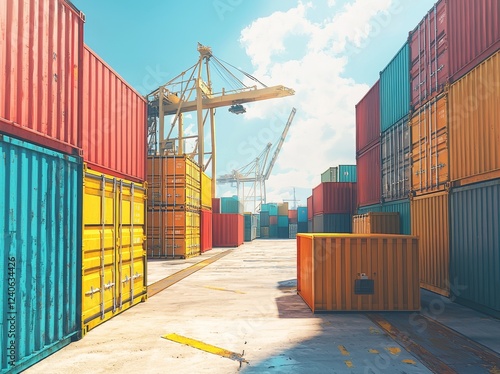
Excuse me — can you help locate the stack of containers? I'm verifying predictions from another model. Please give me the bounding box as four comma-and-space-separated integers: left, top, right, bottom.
212, 196, 244, 247
200, 173, 213, 252
147, 155, 201, 259
322, 165, 357, 182
267, 203, 279, 238
288, 209, 298, 238
244, 213, 257, 242
297, 206, 308, 233
307, 196, 314, 232
409, 0, 499, 301
260, 204, 270, 238
277, 202, 289, 238
81, 45, 148, 335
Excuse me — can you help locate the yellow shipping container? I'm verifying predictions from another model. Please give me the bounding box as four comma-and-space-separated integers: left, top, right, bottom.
449, 51, 500, 185
410, 94, 449, 195
147, 155, 201, 209
278, 202, 289, 216
297, 234, 420, 312
411, 191, 450, 296
352, 212, 400, 234
201, 172, 212, 210
147, 208, 200, 259
82, 168, 147, 335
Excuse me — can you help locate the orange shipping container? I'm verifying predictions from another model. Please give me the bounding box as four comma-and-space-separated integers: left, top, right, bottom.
449, 51, 500, 184
297, 234, 420, 312
411, 191, 450, 296
410, 94, 449, 195
352, 212, 400, 234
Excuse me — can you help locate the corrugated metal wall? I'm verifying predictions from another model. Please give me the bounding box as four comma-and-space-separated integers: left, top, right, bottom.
357, 142, 381, 207
355, 80, 380, 153
0, 135, 82, 373
450, 179, 500, 317
381, 199, 411, 235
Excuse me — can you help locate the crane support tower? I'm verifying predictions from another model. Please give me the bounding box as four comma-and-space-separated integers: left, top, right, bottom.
146, 43, 295, 197
218, 108, 297, 212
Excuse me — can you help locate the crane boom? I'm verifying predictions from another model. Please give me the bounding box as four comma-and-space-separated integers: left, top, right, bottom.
264, 108, 296, 180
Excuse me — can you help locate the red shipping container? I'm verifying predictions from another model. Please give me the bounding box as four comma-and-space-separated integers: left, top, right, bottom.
307, 196, 313, 220
201, 209, 213, 253
212, 213, 244, 247
82, 45, 147, 182
212, 198, 221, 214
270, 216, 278, 226
288, 209, 298, 224
0, 0, 84, 155
357, 142, 381, 207
409, 0, 500, 109
312, 182, 357, 215
355, 80, 380, 154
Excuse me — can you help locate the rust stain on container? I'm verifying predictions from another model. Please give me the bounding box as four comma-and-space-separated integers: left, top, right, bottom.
410, 94, 449, 195
297, 234, 420, 312
352, 212, 400, 234
411, 191, 450, 296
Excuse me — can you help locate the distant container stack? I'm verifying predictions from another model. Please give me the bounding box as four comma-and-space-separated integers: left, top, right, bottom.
244, 213, 258, 242
147, 155, 201, 259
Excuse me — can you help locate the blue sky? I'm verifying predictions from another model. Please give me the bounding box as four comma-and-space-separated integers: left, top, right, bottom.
72, 0, 437, 210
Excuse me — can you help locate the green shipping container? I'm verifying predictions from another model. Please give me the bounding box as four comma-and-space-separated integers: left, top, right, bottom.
321, 167, 338, 182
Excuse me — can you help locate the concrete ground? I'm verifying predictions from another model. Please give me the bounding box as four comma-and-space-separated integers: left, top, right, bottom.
26, 240, 500, 374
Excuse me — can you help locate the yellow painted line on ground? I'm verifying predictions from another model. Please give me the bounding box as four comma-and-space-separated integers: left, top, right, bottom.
386, 347, 401, 355
368, 349, 379, 354
338, 345, 350, 356
162, 333, 248, 366
148, 250, 232, 297
345, 360, 353, 368
203, 285, 246, 294
402, 359, 416, 365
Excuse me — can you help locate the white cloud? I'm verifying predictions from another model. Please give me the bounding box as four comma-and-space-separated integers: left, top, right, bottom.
237, 0, 396, 206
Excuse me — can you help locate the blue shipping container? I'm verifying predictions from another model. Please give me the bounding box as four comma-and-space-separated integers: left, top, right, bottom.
381, 199, 411, 235
380, 42, 410, 132
338, 165, 357, 182
221, 196, 242, 214
357, 204, 382, 215
0, 135, 82, 373
297, 207, 308, 222
450, 179, 500, 318
278, 215, 289, 228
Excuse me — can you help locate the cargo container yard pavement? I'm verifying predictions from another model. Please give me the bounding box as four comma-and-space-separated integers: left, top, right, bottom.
25, 240, 500, 374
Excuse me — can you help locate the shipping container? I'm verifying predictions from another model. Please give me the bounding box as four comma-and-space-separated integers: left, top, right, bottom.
307, 196, 313, 220
82, 45, 147, 182
278, 202, 289, 216
352, 212, 400, 234
408, 0, 448, 109
357, 142, 381, 206
220, 196, 243, 214
260, 227, 270, 239
448, 0, 500, 82
410, 95, 449, 195
270, 215, 278, 226
267, 203, 279, 216
307, 220, 313, 233
381, 116, 411, 201
201, 172, 212, 210
297, 207, 308, 223
147, 155, 201, 209
244, 213, 257, 242
0, 0, 84, 156
297, 222, 308, 233
0, 135, 82, 373
212, 214, 244, 247
289, 224, 298, 239
312, 214, 352, 233
449, 52, 500, 185
321, 167, 338, 182
381, 199, 411, 235
147, 208, 200, 259
297, 234, 420, 312
380, 42, 411, 132
200, 209, 213, 253
450, 179, 500, 318
288, 209, 298, 224
312, 182, 357, 215
278, 215, 289, 228
260, 203, 270, 212
260, 211, 270, 227
255, 214, 261, 238
270, 225, 278, 239
278, 227, 289, 239
212, 198, 220, 214
411, 192, 449, 296
82, 168, 147, 335
357, 204, 382, 215
356, 80, 381, 153
338, 165, 357, 182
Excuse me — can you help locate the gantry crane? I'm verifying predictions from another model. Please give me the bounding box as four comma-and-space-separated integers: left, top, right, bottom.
146, 43, 295, 197
218, 108, 296, 212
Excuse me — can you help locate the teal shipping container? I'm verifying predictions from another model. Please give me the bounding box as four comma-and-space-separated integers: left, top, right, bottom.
270, 225, 278, 238
338, 165, 357, 182
0, 135, 82, 373
221, 196, 243, 214
297, 207, 308, 223
260, 204, 269, 212
312, 214, 352, 233
450, 179, 500, 318
357, 204, 382, 215
268, 203, 279, 216
278, 215, 289, 228
260, 211, 270, 227
297, 222, 308, 233
382, 199, 411, 235
380, 42, 410, 132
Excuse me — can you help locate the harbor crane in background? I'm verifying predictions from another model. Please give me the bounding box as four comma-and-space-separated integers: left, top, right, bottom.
218, 108, 297, 213
283, 187, 300, 209
146, 43, 295, 197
